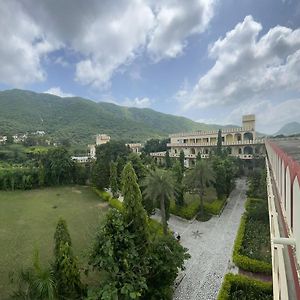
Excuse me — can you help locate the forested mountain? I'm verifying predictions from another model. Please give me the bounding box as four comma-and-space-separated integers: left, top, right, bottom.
0, 89, 227, 145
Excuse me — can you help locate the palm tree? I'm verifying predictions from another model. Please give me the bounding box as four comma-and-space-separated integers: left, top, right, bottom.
184, 160, 215, 217
143, 169, 175, 235
13, 250, 56, 299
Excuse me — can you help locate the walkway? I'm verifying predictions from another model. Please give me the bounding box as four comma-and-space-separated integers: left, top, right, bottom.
154, 178, 247, 300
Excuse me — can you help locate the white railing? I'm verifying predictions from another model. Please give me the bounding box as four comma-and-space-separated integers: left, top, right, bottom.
266, 157, 289, 300
167, 139, 264, 147
169, 127, 255, 138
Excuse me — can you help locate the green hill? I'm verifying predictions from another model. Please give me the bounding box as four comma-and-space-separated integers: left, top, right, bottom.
0, 89, 227, 146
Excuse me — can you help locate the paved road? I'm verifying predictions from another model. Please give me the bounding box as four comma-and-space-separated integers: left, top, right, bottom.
154, 178, 247, 300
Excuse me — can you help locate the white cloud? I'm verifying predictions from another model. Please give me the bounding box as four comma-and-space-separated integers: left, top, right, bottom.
0, 1, 58, 86
148, 0, 215, 61
122, 97, 152, 108
0, 1, 217, 88
184, 15, 300, 109
226, 98, 300, 134
44, 87, 73, 98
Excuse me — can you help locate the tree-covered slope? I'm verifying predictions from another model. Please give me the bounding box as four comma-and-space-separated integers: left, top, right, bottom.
0, 89, 225, 145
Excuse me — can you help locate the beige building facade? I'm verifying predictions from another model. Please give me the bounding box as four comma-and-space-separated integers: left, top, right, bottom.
151, 115, 265, 166
88, 134, 111, 158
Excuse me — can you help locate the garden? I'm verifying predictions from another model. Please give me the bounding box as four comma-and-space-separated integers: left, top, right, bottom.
218, 163, 273, 299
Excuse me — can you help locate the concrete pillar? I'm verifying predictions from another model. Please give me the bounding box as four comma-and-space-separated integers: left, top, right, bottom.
293, 177, 300, 264
286, 167, 292, 228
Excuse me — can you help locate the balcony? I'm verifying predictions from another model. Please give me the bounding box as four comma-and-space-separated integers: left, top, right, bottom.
167, 139, 264, 148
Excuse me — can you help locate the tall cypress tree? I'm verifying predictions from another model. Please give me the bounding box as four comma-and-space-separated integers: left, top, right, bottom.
165, 150, 172, 169
53, 218, 85, 299
179, 150, 185, 171
172, 161, 184, 207
109, 161, 118, 198
216, 129, 223, 156
121, 162, 149, 248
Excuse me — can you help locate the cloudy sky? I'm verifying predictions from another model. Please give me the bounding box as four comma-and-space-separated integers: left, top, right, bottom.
0, 0, 300, 133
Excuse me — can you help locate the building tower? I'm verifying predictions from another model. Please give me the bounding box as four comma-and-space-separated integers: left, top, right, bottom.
242, 114, 255, 131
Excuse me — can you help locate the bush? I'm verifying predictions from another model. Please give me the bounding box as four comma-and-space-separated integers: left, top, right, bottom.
0, 168, 39, 190
218, 273, 272, 300
92, 188, 111, 202
204, 198, 226, 215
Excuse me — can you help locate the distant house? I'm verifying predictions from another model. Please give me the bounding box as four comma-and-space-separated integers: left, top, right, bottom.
71, 156, 89, 163
126, 143, 142, 154
33, 130, 46, 136
13, 133, 28, 143
0, 135, 7, 144
88, 134, 111, 158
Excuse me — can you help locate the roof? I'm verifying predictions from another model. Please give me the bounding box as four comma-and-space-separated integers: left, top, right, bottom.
272, 138, 300, 164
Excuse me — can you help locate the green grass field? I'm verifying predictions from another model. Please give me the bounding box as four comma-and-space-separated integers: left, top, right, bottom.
0, 185, 108, 299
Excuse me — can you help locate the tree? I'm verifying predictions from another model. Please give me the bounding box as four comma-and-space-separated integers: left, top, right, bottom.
184, 160, 215, 217
143, 169, 175, 235
89, 209, 149, 299
216, 129, 222, 156
53, 218, 85, 299
127, 153, 146, 182
172, 161, 184, 207
109, 161, 118, 198
41, 147, 74, 185
143, 138, 169, 154
196, 152, 202, 162
212, 157, 227, 199
121, 162, 149, 248
94, 141, 131, 190
165, 150, 172, 169
179, 150, 185, 171
146, 235, 190, 299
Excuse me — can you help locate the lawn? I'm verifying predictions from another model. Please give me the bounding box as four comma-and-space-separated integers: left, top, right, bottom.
0, 185, 108, 299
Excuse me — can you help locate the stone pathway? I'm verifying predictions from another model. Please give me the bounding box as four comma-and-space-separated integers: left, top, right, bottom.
153, 178, 247, 300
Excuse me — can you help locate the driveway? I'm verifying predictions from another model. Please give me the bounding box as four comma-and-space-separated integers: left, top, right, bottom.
153, 178, 247, 300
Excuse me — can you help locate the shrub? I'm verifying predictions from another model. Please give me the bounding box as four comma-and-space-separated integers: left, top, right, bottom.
170, 199, 200, 220
204, 198, 226, 215
108, 198, 123, 211
218, 273, 272, 300
92, 187, 111, 202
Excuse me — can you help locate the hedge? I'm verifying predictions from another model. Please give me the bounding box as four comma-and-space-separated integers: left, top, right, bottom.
109, 197, 123, 211
204, 198, 226, 215
233, 214, 272, 275
218, 273, 272, 300
92, 187, 123, 211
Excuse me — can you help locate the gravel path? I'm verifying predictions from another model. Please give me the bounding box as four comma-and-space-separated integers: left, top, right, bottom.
153, 178, 247, 300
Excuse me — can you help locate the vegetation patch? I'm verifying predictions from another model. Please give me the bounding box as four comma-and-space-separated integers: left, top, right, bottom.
233, 199, 271, 275
0, 186, 108, 299
218, 273, 273, 300
204, 198, 227, 215
170, 198, 200, 220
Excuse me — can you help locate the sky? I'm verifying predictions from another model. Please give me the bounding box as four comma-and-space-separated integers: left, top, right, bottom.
0, 0, 300, 134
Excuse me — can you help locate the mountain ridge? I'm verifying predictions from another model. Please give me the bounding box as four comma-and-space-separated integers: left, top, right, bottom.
0, 89, 236, 146
274, 122, 300, 136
